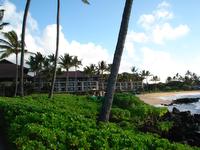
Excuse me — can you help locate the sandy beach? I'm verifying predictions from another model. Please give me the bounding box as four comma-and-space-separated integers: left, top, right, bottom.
137, 90, 200, 105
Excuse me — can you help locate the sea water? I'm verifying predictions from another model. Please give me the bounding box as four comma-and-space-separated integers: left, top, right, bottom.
159, 93, 200, 114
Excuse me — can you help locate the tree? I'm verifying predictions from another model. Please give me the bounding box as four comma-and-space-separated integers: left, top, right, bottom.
59, 53, 73, 92
20, 0, 31, 97
98, 60, 107, 90
26, 52, 45, 91
140, 70, 151, 91
151, 76, 160, 84
166, 76, 172, 83
131, 66, 140, 81
98, 0, 133, 122
72, 56, 82, 91
49, 0, 89, 98
83, 64, 97, 90
49, 0, 60, 98
0, 31, 21, 96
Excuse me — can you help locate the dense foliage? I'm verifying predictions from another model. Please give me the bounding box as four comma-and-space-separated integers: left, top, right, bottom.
0, 94, 199, 149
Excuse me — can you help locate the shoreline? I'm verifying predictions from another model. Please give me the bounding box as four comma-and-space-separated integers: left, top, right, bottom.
137, 90, 200, 106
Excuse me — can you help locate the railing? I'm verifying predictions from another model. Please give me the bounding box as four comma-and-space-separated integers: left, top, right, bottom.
34, 81, 143, 92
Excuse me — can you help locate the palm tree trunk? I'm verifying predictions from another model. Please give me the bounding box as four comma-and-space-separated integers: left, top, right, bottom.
14, 53, 18, 96
20, 0, 31, 97
49, 0, 60, 98
98, 0, 133, 122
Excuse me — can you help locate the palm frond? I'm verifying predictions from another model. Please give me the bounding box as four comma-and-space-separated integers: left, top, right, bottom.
0, 51, 12, 59
0, 45, 13, 50
0, 39, 13, 47
2, 31, 19, 47
82, 0, 90, 4
0, 22, 9, 30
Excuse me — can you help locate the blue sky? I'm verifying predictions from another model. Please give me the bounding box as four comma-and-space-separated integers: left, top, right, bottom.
1, 0, 200, 81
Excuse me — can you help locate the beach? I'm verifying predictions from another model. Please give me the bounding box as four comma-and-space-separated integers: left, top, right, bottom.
137, 90, 200, 106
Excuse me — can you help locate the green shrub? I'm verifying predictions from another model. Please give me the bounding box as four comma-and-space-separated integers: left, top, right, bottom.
157, 121, 173, 132
0, 94, 199, 150
110, 108, 130, 122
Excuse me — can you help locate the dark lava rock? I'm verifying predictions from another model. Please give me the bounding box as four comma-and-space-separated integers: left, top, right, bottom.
172, 97, 199, 104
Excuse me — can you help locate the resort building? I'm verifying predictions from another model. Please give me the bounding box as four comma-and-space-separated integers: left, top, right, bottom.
34, 71, 143, 93
0, 59, 143, 94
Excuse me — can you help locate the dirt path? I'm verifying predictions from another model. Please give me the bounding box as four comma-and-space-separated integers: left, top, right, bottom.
137, 90, 200, 105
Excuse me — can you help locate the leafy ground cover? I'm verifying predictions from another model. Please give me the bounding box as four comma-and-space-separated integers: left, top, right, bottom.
0, 93, 199, 150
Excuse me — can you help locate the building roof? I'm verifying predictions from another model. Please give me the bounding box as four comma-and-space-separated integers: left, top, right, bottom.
57, 71, 97, 78
0, 59, 29, 79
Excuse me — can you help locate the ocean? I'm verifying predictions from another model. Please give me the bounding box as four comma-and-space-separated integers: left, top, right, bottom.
159, 93, 200, 114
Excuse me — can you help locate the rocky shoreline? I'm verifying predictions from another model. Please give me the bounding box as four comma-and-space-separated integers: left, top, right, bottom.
142, 97, 200, 147
162, 97, 200, 106
163, 108, 200, 146
141, 107, 200, 147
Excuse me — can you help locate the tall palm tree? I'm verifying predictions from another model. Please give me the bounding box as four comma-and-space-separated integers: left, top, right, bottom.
72, 56, 82, 91
20, 0, 31, 97
0, 31, 21, 96
49, 0, 60, 98
98, 0, 133, 122
59, 53, 73, 92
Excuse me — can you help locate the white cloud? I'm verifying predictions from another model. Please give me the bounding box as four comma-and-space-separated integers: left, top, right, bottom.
141, 47, 186, 82
126, 31, 148, 43
137, 1, 189, 45
152, 23, 190, 44
154, 10, 173, 20
2, 0, 38, 34
157, 1, 171, 9
138, 14, 155, 30
40, 24, 111, 67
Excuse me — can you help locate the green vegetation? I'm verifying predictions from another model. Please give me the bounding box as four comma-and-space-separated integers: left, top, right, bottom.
0, 93, 199, 149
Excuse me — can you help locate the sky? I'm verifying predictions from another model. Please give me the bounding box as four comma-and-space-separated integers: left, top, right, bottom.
1, 0, 200, 82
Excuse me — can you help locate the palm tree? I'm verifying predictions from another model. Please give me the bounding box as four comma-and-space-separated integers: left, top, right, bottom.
0, 31, 21, 96
166, 76, 172, 83
131, 66, 140, 81
151, 75, 160, 91
26, 52, 45, 91
151, 76, 160, 84
98, 61, 107, 90
20, 0, 31, 97
140, 70, 151, 90
59, 53, 73, 92
98, 0, 133, 122
72, 56, 82, 91
49, 0, 60, 98
83, 64, 97, 90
